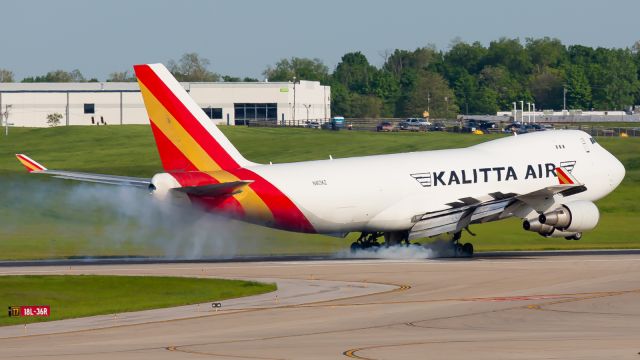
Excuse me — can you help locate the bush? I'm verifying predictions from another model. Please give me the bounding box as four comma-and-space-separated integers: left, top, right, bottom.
46, 113, 63, 127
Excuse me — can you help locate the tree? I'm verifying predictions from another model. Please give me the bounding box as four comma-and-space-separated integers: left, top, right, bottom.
22, 69, 86, 82
0, 69, 14, 82
333, 52, 377, 94
528, 67, 564, 110
484, 38, 532, 77
222, 75, 259, 82
167, 52, 220, 82
564, 65, 592, 109
263, 57, 329, 82
479, 65, 527, 109
404, 71, 458, 118
588, 48, 639, 109
107, 71, 136, 82
525, 37, 567, 73
444, 41, 487, 75
46, 113, 62, 127
349, 94, 384, 118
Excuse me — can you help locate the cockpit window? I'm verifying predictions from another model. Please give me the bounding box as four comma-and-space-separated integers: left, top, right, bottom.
590, 137, 597, 144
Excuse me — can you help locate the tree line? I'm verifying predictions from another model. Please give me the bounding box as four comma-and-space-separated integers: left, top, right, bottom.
2, 38, 639, 117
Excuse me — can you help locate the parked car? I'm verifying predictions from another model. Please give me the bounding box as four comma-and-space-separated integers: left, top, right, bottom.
399, 118, 431, 131
428, 121, 446, 131
463, 120, 496, 133
376, 121, 395, 132
503, 122, 549, 134
304, 120, 321, 129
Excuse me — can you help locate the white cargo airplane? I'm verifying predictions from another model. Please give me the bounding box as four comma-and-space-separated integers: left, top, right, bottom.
16, 64, 626, 257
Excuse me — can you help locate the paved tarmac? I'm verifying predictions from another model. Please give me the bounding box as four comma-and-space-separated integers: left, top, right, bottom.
1, 253, 639, 359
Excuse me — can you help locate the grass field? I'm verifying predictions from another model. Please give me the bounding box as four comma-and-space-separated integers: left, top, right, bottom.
0, 275, 275, 326
0, 125, 638, 259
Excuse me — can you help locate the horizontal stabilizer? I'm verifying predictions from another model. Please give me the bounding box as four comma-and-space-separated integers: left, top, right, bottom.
16, 154, 47, 172
16, 154, 150, 188
172, 180, 253, 197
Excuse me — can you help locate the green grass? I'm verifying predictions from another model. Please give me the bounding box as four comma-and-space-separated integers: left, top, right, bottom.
0, 275, 275, 326
0, 125, 638, 258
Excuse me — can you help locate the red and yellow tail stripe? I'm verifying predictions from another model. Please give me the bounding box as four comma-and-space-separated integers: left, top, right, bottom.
134, 64, 314, 233
555, 167, 575, 185
16, 154, 47, 172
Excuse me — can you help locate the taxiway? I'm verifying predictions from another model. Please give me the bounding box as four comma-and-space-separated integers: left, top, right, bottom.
1, 253, 639, 359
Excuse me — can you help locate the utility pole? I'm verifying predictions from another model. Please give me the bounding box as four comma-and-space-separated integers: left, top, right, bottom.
292, 76, 297, 123
120, 91, 123, 125
4, 104, 12, 136
532, 103, 536, 123
303, 104, 311, 123
427, 91, 431, 113
563, 86, 567, 111
527, 102, 531, 123
512, 102, 516, 122
519, 100, 524, 122
444, 96, 449, 119
65, 91, 70, 126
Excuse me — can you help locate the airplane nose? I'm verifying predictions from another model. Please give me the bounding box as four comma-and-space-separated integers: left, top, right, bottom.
609, 155, 625, 189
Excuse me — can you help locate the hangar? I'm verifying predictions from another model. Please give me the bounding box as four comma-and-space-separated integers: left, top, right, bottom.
0, 80, 330, 127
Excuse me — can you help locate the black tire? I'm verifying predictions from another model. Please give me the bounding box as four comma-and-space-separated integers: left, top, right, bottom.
455, 244, 465, 257
565, 232, 582, 241
350, 242, 361, 252
462, 243, 474, 257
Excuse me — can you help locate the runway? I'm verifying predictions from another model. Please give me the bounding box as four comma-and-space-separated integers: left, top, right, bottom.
1, 253, 639, 359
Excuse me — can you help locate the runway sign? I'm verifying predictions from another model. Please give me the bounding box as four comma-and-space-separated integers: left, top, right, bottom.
7, 306, 50, 317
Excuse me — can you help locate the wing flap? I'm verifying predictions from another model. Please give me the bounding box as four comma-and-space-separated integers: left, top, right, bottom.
172, 180, 253, 197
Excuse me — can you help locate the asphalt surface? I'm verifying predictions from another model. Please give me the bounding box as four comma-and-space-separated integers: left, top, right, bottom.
1, 252, 639, 359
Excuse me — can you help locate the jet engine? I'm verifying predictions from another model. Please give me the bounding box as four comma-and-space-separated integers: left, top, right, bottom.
523, 200, 599, 240
148, 173, 189, 205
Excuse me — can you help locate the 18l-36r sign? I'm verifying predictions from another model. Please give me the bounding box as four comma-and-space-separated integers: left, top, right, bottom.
7, 306, 50, 317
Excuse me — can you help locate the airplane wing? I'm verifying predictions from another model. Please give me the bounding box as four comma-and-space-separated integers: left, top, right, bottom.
172, 181, 253, 197
16, 154, 151, 188
408, 167, 586, 240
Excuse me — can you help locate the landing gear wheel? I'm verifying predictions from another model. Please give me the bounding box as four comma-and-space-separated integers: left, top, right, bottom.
462, 243, 474, 257
350, 232, 383, 252
565, 232, 582, 241
455, 244, 465, 257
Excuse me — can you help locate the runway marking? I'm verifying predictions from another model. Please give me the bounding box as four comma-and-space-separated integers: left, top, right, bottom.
342, 337, 636, 359
166, 345, 284, 359
2, 255, 640, 275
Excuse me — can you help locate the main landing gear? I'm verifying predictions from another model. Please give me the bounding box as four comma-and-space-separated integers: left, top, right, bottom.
451, 230, 474, 258
349, 230, 475, 258
349, 231, 412, 251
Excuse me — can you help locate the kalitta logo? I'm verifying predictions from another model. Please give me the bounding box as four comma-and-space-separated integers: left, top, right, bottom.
411, 161, 575, 187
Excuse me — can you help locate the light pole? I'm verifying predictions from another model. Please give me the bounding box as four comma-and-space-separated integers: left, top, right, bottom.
519, 101, 524, 123
444, 96, 449, 119
303, 104, 311, 123
532, 103, 536, 123
292, 76, 297, 123
3, 104, 12, 136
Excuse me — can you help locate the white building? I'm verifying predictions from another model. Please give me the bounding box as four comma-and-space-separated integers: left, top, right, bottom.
0, 80, 330, 127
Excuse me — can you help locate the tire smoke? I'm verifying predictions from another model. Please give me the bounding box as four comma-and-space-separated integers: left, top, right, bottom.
1, 176, 255, 260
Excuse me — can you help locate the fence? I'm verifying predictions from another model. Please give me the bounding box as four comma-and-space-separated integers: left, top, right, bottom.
243, 117, 640, 137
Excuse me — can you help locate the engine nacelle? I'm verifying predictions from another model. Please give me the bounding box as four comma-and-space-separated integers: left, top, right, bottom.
522, 218, 555, 236
538, 200, 599, 232
149, 173, 190, 205
522, 219, 582, 240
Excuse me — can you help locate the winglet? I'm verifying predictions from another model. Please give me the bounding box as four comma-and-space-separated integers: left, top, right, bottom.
555, 167, 578, 185
16, 154, 47, 172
